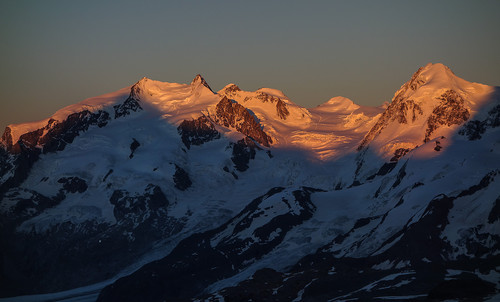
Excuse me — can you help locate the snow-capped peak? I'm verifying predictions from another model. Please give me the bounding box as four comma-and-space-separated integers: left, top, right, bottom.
391, 63, 478, 102
191, 74, 214, 93
357, 63, 496, 166
220, 83, 241, 92
315, 96, 360, 112
255, 88, 289, 100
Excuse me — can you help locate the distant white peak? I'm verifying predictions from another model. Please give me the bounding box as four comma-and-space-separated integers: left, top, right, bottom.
420, 62, 452, 73
134, 77, 153, 88
219, 84, 241, 95
419, 63, 458, 82
190, 74, 214, 93
255, 88, 288, 100
316, 96, 359, 112
221, 83, 240, 90
130, 77, 150, 98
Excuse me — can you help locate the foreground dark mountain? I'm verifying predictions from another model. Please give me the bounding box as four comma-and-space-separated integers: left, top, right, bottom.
0, 63, 499, 301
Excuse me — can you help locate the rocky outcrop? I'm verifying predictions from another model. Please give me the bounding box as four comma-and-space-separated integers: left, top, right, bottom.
57, 177, 88, 193
0, 110, 109, 198
191, 74, 214, 93
202, 172, 500, 302
359, 85, 471, 150
0, 82, 147, 201
219, 83, 241, 99
358, 68, 427, 150
231, 137, 258, 172
424, 90, 470, 142
0, 184, 183, 296
3, 110, 109, 155
459, 103, 500, 140
276, 98, 290, 120
97, 187, 318, 302
0, 127, 13, 148
173, 165, 192, 191
254, 91, 281, 103
213, 96, 272, 147
110, 184, 169, 222
114, 83, 143, 118
177, 115, 221, 149
358, 98, 422, 151
128, 138, 140, 159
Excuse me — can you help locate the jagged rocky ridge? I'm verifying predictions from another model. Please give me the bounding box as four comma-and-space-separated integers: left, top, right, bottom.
213, 96, 272, 147
0, 64, 499, 301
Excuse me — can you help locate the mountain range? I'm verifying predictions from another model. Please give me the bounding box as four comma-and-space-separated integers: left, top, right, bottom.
0, 63, 499, 301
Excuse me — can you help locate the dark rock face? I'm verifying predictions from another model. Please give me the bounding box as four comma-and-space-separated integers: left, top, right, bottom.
434, 140, 442, 151
5, 184, 183, 296
459, 103, 500, 140
0, 153, 184, 299
110, 184, 169, 222
219, 84, 241, 99
390, 147, 411, 162
394, 99, 423, 124
0, 146, 40, 198
231, 137, 258, 172
358, 68, 426, 150
128, 138, 140, 159
97, 187, 317, 302
57, 177, 88, 193
488, 196, 500, 224
102, 169, 113, 182
368, 148, 412, 180
0, 147, 13, 181
425, 90, 470, 142
391, 160, 408, 188
177, 115, 220, 149
5, 110, 110, 155
2, 200, 182, 297
0, 127, 13, 148
358, 98, 421, 150
0, 110, 107, 198
0, 84, 145, 201
407, 66, 426, 91
223, 87, 290, 120
191, 74, 214, 93
1, 189, 63, 224
173, 165, 192, 191
213, 96, 272, 147
114, 84, 143, 119
276, 98, 290, 120
459, 120, 487, 140
250, 91, 290, 120
1, 81, 144, 156
202, 172, 500, 302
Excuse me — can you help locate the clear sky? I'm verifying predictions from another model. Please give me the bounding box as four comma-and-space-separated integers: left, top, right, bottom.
1, 0, 499, 131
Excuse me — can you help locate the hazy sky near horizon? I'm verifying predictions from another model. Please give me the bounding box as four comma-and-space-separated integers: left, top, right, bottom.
1, 0, 499, 130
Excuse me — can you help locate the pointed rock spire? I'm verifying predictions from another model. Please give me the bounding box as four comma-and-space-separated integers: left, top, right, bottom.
191, 74, 214, 93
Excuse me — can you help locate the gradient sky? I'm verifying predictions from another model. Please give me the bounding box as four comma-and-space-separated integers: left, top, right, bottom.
1, 0, 499, 131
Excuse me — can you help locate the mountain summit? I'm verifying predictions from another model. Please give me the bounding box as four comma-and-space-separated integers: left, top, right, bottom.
358, 63, 494, 156
1, 64, 499, 301
191, 74, 214, 93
